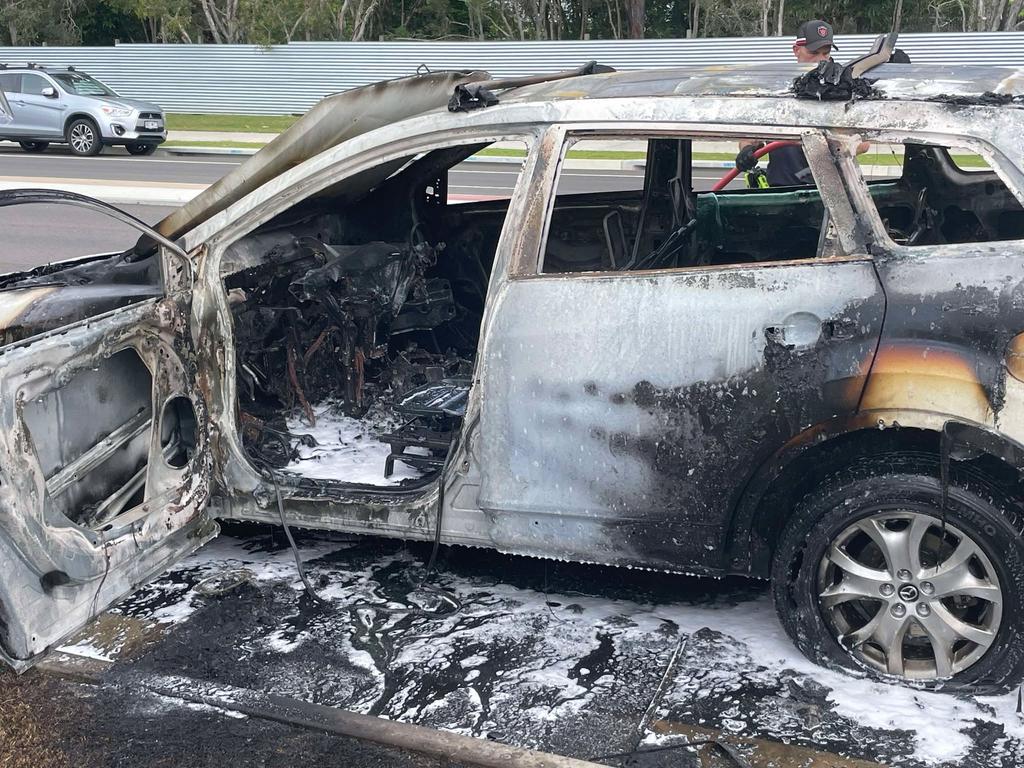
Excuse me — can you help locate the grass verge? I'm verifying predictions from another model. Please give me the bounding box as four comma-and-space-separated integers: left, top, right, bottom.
166, 113, 299, 133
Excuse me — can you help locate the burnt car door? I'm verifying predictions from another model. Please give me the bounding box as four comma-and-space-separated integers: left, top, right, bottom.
0, 190, 215, 670
474, 129, 886, 573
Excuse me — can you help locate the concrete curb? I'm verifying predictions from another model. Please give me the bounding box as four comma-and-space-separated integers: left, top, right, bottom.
162, 145, 260, 156
160, 145, 905, 178
127, 672, 608, 768
1, 161, 902, 208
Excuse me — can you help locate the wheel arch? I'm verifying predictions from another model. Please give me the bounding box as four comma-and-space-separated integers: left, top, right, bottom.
63, 113, 99, 137
726, 411, 1024, 579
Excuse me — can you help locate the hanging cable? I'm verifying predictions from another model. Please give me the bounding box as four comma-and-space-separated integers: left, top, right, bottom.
246, 420, 464, 618
272, 471, 329, 606
346, 428, 464, 618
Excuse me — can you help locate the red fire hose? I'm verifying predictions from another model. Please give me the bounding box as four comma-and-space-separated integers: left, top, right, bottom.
710, 140, 802, 192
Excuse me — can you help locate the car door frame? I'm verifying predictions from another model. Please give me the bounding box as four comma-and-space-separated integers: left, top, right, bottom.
470, 121, 887, 574
13, 73, 63, 138
183, 117, 548, 544
0, 189, 216, 670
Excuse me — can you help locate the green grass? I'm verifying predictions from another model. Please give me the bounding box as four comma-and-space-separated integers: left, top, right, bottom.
166, 113, 299, 133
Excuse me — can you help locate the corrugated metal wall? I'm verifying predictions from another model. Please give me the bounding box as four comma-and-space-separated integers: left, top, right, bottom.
1, 33, 1023, 114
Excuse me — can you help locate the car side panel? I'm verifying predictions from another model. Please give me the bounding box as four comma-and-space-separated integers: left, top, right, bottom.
475, 261, 885, 573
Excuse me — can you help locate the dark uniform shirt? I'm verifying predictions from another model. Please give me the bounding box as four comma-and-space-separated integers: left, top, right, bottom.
767, 144, 813, 187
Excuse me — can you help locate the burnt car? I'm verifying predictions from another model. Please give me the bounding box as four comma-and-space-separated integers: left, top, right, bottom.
2, 58, 1024, 694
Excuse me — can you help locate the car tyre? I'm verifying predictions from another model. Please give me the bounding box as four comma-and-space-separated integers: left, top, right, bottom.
125, 143, 157, 156
19, 141, 49, 153
66, 118, 102, 156
771, 452, 1024, 694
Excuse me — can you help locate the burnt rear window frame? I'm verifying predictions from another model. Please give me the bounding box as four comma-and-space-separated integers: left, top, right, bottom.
841, 131, 1024, 255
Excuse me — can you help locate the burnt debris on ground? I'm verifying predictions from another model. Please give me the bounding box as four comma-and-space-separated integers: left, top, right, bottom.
46, 526, 1024, 768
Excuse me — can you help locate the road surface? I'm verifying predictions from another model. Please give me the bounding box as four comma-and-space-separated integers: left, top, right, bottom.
0, 145, 737, 271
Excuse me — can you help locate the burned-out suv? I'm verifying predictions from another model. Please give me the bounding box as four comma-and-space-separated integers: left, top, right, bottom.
0, 64, 165, 156
1, 54, 1024, 694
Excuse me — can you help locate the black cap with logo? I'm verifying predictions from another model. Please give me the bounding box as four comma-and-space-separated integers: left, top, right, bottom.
796, 19, 838, 52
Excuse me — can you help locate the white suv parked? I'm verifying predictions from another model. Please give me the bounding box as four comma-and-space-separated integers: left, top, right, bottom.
0, 65, 166, 156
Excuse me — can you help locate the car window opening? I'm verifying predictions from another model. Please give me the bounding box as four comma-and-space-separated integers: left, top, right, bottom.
0, 203, 165, 349
540, 136, 825, 275
224, 140, 528, 487
860, 142, 1024, 246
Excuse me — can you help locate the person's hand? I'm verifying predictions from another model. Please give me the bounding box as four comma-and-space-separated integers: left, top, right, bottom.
735, 142, 766, 171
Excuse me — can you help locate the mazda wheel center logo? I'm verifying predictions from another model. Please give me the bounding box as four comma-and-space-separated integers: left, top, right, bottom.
898, 584, 920, 602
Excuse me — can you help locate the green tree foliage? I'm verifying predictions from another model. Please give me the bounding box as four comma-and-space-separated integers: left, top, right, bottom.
1, 0, 1021, 45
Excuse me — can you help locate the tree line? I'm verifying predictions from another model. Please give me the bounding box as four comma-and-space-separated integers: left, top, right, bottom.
2, 0, 1022, 47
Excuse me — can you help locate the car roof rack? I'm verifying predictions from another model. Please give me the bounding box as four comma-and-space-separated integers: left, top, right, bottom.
0, 63, 78, 71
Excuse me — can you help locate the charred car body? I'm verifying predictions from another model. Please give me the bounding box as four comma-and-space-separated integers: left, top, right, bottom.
2, 58, 1024, 693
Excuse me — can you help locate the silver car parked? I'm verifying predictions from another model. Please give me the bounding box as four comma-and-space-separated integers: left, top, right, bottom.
0, 65, 166, 156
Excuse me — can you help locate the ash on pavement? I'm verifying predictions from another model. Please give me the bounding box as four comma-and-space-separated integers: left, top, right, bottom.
28, 525, 1024, 768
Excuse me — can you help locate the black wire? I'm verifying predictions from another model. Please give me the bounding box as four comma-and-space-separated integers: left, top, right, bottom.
248, 419, 464, 618
272, 471, 328, 606
346, 429, 464, 618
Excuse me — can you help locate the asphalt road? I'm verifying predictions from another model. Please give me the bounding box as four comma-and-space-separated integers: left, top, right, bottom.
0, 203, 175, 271
0, 144, 735, 193
0, 145, 736, 272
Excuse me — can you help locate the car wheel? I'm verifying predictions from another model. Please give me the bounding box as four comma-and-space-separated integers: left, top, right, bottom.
125, 143, 156, 156
771, 453, 1024, 694
19, 141, 49, 153
66, 119, 102, 156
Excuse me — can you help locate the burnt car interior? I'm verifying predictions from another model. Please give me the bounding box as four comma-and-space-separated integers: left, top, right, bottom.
222, 141, 525, 487
541, 137, 1024, 274
542, 136, 828, 274
864, 143, 1024, 245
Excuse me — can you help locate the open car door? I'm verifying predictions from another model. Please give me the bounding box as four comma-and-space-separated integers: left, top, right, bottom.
0, 190, 216, 670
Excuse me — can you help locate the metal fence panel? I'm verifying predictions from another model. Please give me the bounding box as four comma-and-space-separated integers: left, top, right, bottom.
1, 33, 1023, 114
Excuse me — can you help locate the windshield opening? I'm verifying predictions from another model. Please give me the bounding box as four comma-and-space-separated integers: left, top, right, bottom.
52, 72, 118, 98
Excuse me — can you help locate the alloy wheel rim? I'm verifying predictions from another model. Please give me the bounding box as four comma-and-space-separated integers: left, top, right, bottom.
817, 510, 1002, 681
70, 124, 94, 153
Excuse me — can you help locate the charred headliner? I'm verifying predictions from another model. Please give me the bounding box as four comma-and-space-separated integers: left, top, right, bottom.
502, 62, 1024, 104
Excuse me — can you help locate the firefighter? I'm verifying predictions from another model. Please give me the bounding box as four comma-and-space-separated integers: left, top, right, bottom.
735, 20, 838, 188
